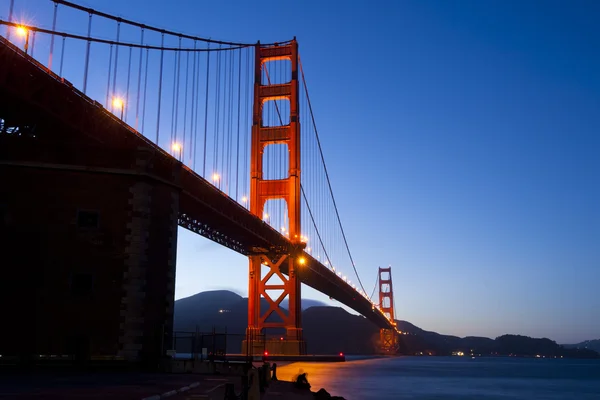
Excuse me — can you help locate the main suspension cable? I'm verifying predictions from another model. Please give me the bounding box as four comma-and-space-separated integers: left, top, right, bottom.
299, 56, 367, 295
51, 0, 293, 47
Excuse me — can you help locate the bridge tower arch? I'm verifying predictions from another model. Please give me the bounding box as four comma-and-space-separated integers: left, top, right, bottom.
246, 39, 305, 355
379, 266, 399, 353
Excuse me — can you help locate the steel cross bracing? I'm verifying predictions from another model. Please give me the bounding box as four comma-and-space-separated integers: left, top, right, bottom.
0, 12, 398, 333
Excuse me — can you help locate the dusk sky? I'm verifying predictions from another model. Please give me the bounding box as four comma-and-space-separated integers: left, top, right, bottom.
6, 0, 599, 344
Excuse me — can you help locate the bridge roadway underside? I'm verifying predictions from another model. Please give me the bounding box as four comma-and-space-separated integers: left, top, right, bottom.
0, 38, 391, 362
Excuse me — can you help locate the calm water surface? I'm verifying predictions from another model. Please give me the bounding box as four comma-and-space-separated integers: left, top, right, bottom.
276, 356, 600, 399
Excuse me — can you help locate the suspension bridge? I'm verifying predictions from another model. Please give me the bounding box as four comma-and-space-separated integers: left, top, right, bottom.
0, 0, 399, 363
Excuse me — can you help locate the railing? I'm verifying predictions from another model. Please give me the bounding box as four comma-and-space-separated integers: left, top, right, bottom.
172, 330, 266, 361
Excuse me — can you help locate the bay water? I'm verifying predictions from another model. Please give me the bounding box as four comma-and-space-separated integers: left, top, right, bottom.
275, 356, 600, 399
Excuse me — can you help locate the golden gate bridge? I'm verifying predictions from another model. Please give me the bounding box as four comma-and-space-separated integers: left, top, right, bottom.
0, 0, 400, 364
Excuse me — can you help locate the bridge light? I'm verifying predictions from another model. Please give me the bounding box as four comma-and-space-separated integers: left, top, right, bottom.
307, 247, 311, 252
337, 272, 341, 277
263, 212, 269, 220
15, 25, 30, 53
112, 97, 124, 110
298, 257, 306, 265
281, 226, 286, 232
112, 97, 125, 120
212, 173, 220, 182
16, 26, 27, 37
241, 196, 248, 203
171, 142, 183, 161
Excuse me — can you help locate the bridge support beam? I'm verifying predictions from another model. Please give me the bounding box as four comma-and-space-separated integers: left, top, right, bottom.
245, 40, 305, 355
245, 253, 305, 355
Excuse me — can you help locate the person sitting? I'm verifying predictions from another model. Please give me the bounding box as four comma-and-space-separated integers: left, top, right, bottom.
295, 372, 311, 390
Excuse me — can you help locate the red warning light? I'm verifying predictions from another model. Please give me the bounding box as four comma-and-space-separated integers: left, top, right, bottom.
339, 352, 343, 357
264, 351, 269, 356
280, 337, 284, 341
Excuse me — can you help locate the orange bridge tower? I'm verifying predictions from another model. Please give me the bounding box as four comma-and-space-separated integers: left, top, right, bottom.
379, 266, 399, 353
245, 39, 306, 355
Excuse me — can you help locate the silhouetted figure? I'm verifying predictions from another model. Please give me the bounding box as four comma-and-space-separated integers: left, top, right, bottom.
271, 362, 278, 381
295, 372, 311, 390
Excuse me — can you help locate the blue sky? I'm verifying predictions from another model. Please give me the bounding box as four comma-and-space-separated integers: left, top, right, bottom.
5, 0, 599, 344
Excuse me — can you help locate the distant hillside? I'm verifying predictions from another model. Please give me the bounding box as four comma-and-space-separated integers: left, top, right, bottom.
174, 290, 326, 334
173, 290, 599, 358
564, 339, 600, 353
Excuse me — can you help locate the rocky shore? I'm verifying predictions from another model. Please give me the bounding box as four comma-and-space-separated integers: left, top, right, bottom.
263, 380, 346, 399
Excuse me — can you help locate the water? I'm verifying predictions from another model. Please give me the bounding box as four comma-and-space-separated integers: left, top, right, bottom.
276, 356, 600, 399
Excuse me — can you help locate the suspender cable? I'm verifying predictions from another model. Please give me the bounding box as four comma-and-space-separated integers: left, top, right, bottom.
299, 57, 366, 295
369, 271, 379, 302
155, 33, 165, 144
111, 21, 121, 97
202, 43, 211, 177
59, 35, 65, 76
189, 40, 197, 164
300, 185, 334, 270
182, 50, 190, 163
192, 46, 201, 168
82, 12, 92, 93
30, 31, 36, 57
48, 2, 58, 70
174, 38, 182, 148
226, 50, 234, 194
125, 45, 133, 124
141, 47, 149, 134
243, 47, 250, 207
213, 45, 222, 184
170, 38, 180, 144
105, 43, 113, 107
135, 29, 145, 131
222, 49, 230, 192
6, 0, 14, 40
235, 49, 242, 201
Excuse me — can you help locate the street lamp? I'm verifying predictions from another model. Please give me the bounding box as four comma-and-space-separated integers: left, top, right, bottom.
171, 142, 182, 161
16, 26, 29, 54
112, 97, 124, 120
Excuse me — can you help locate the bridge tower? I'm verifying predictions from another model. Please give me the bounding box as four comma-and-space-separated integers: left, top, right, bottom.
246, 39, 305, 355
379, 266, 399, 354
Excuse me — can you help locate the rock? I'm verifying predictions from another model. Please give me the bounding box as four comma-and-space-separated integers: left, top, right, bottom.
314, 388, 331, 399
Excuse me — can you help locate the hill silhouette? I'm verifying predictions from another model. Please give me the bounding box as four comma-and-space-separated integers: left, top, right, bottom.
564, 339, 600, 354
173, 290, 599, 358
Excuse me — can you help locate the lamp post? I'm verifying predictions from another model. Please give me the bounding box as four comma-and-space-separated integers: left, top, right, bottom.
16, 26, 29, 54
112, 97, 124, 120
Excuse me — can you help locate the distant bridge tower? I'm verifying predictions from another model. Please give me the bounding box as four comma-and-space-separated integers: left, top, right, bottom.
246, 39, 305, 355
379, 266, 399, 353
